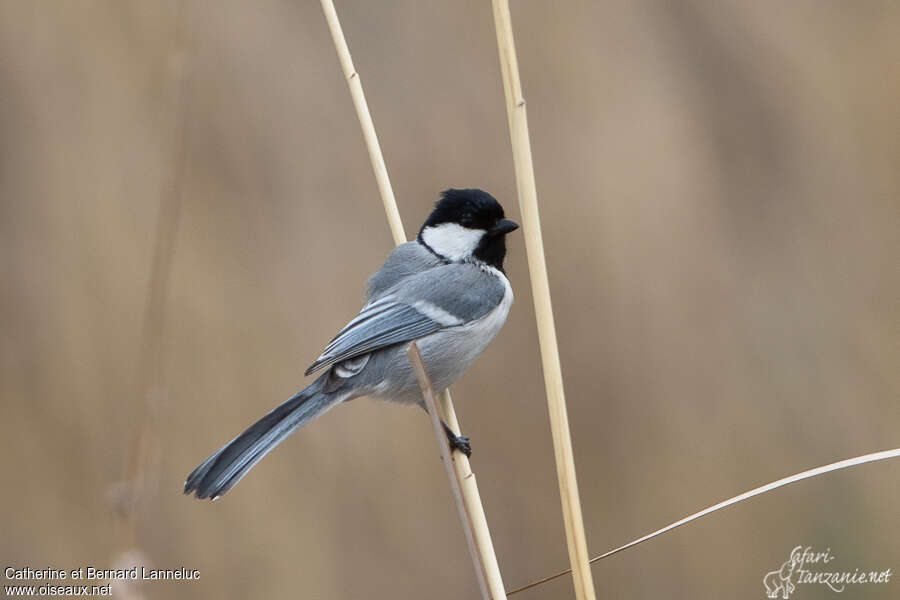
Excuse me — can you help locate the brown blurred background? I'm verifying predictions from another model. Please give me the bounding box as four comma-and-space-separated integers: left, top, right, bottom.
1, 1, 898, 598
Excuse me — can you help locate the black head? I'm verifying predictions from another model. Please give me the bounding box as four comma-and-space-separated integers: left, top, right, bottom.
417, 189, 518, 270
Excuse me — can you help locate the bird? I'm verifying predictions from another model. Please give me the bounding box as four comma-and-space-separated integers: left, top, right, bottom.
184, 188, 519, 500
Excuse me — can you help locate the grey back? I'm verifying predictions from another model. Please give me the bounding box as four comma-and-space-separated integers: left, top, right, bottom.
365, 242, 444, 301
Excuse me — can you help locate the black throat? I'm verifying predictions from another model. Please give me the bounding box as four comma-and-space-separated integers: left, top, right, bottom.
473, 233, 508, 272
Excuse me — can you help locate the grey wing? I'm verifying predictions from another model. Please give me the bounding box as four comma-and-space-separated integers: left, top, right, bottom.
305, 263, 506, 376
304, 296, 445, 376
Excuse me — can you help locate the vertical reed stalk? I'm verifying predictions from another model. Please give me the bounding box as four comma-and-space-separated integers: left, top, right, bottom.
490, 2, 597, 598
116, 0, 191, 552
320, 1, 506, 597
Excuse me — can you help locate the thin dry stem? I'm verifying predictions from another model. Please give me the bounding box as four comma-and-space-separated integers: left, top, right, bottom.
507, 447, 900, 595
490, 2, 596, 598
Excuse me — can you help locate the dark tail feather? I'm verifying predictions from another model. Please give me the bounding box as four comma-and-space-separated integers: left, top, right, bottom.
184, 377, 338, 500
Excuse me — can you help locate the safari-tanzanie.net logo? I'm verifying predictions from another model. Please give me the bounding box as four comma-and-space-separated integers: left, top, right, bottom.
763, 546, 892, 598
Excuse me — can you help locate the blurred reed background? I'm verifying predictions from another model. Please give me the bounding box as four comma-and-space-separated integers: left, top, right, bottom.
1, 1, 898, 598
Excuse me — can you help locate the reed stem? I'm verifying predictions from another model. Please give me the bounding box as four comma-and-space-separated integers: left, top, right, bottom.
490, 2, 597, 598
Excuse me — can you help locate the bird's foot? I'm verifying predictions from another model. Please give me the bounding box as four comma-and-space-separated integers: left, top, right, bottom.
442, 421, 472, 458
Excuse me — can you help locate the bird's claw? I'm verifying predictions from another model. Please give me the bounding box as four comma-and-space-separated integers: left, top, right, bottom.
450, 434, 472, 458
442, 421, 472, 457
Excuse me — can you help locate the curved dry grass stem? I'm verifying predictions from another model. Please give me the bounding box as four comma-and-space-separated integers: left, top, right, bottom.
319, 1, 506, 597
507, 447, 900, 596
490, 2, 596, 599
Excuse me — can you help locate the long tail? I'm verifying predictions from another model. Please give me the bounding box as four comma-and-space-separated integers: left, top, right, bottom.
184, 376, 340, 500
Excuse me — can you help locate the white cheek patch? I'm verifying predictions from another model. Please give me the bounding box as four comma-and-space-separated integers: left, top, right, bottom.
420, 223, 485, 261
